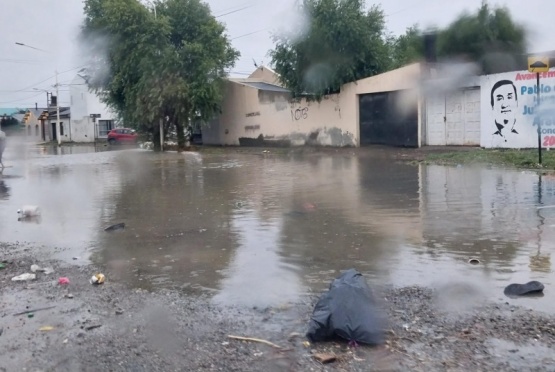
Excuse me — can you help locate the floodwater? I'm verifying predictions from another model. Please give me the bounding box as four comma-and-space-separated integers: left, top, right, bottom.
1, 141, 555, 312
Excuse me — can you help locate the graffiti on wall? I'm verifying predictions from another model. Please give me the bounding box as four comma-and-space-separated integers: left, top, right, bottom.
291, 107, 308, 121
481, 70, 555, 148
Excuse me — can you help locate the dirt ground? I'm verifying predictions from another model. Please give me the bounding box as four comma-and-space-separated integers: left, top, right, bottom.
1, 241, 555, 372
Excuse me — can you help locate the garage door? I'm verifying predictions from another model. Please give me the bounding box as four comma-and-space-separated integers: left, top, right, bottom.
359, 90, 419, 147
425, 87, 481, 146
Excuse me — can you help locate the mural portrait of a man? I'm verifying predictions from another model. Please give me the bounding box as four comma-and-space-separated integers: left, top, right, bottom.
490, 79, 519, 142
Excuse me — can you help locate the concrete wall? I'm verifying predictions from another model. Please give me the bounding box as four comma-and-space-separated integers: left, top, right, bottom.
70, 118, 96, 142
23, 111, 44, 141
203, 81, 356, 147
247, 66, 281, 85
204, 64, 423, 147
70, 74, 117, 142
48, 118, 71, 142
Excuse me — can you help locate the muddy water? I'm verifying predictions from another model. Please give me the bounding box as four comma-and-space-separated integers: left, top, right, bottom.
1, 143, 555, 312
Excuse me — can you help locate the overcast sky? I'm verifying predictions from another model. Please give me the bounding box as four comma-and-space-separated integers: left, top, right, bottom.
0, 0, 552, 108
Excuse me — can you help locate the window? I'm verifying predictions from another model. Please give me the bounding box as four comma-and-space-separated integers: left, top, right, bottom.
35, 125, 39, 136
98, 120, 114, 137
27, 125, 31, 135
60, 122, 64, 136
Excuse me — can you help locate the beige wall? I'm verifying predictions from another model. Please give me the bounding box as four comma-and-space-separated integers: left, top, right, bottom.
204, 63, 423, 147
248, 66, 281, 85
204, 81, 357, 146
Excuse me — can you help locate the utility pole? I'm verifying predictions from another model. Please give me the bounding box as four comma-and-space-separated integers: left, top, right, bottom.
55, 70, 61, 146
15, 42, 61, 145
143, 1, 163, 151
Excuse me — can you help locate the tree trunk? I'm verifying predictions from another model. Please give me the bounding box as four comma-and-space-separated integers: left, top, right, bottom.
152, 127, 161, 152
175, 120, 185, 152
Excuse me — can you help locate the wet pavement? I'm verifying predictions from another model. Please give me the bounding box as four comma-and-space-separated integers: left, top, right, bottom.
1, 141, 555, 313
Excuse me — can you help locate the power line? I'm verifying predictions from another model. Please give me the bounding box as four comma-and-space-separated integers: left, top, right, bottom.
0, 92, 44, 105
213, 1, 256, 15
231, 28, 269, 40
215, 5, 254, 18
10, 64, 89, 94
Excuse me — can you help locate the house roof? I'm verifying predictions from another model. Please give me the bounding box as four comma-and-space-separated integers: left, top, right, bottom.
240, 81, 290, 93
0, 108, 21, 117
25, 108, 48, 117
12, 113, 25, 122
47, 107, 70, 119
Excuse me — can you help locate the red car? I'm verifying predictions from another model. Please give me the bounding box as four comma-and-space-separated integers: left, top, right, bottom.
107, 128, 138, 144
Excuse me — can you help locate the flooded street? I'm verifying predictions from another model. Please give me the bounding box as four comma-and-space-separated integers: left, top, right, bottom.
1, 143, 554, 313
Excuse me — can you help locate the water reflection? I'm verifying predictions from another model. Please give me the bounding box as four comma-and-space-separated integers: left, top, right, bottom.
0, 180, 9, 200
212, 209, 302, 307
3, 145, 555, 312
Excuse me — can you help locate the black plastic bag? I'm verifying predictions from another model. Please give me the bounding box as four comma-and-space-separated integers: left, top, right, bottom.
306, 269, 384, 345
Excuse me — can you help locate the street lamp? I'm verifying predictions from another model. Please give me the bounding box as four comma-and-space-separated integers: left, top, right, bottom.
15, 42, 61, 146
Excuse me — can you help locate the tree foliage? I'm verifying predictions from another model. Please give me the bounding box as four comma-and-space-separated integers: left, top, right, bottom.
387, 2, 527, 73
388, 25, 424, 70
437, 2, 527, 73
270, 0, 391, 99
81, 0, 238, 150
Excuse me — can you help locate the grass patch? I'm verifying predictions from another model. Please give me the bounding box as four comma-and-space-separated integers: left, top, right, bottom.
425, 149, 555, 169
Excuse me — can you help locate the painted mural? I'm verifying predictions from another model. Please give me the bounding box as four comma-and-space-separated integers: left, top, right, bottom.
481, 69, 555, 148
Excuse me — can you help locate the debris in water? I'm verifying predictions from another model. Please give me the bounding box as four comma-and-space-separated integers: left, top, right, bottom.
90, 273, 105, 285
306, 269, 385, 345
313, 353, 337, 364
31, 264, 41, 272
58, 277, 70, 285
104, 223, 125, 232
14, 305, 56, 316
85, 325, 102, 331
11, 273, 36, 281
468, 258, 480, 265
228, 335, 283, 349
17, 205, 41, 218
39, 326, 54, 332
504, 281, 544, 297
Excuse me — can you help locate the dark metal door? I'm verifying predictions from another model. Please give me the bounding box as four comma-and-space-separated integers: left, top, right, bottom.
359, 90, 418, 147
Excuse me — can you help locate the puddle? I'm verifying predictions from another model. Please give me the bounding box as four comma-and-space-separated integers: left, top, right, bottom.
2, 143, 555, 312
486, 338, 555, 370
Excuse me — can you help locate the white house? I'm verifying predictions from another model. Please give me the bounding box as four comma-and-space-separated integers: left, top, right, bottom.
69, 70, 117, 142
47, 106, 71, 142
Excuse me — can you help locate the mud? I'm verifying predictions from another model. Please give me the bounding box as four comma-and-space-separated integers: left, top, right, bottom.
2, 243, 555, 371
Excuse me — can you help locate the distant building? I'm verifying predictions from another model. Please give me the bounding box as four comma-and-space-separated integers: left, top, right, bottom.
47, 106, 71, 143
203, 64, 422, 147
69, 69, 118, 142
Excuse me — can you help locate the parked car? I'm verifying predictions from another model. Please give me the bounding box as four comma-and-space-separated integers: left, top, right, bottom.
107, 128, 138, 144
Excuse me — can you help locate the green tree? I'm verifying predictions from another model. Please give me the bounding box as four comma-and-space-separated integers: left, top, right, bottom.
437, 1, 526, 73
270, 0, 391, 99
81, 0, 238, 150
388, 25, 424, 69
